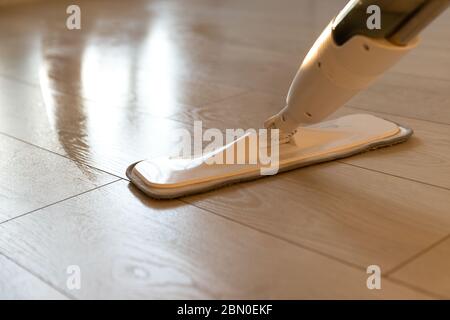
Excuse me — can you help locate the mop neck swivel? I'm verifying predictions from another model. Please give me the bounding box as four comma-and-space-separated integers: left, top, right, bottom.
264, 109, 299, 144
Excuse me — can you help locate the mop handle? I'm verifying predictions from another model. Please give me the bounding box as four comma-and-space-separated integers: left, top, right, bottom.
333, 0, 450, 46
264, 0, 449, 137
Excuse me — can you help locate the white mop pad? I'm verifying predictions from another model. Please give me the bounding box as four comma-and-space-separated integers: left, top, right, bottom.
127, 114, 412, 199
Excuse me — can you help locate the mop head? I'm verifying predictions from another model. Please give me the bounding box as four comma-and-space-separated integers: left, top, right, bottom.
127, 114, 412, 199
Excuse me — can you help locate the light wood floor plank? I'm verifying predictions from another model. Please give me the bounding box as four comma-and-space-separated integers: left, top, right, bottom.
390, 237, 450, 298
0, 255, 67, 299
0, 134, 117, 223
0, 180, 433, 299
420, 17, 450, 50
392, 46, 450, 82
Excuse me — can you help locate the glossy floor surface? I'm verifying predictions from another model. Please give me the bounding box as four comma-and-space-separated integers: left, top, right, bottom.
0, 0, 449, 299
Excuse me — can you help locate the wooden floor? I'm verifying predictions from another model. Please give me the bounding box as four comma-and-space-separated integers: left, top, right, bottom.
0, 0, 449, 299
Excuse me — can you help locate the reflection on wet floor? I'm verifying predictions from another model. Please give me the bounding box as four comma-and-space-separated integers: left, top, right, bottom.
0, 0, 254, 176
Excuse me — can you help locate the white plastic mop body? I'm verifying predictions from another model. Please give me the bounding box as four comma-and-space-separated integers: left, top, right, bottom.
128, 0, 449, 199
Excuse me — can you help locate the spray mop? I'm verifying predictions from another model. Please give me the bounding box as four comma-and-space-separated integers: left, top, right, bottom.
128, 0, 449, 199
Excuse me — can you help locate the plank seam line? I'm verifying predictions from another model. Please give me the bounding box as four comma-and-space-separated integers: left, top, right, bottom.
0, 131, 123, 180
385, 233, 450, 276
339, 161, 450, 192
0, 179, 122, 226
0, 251, 76, 300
